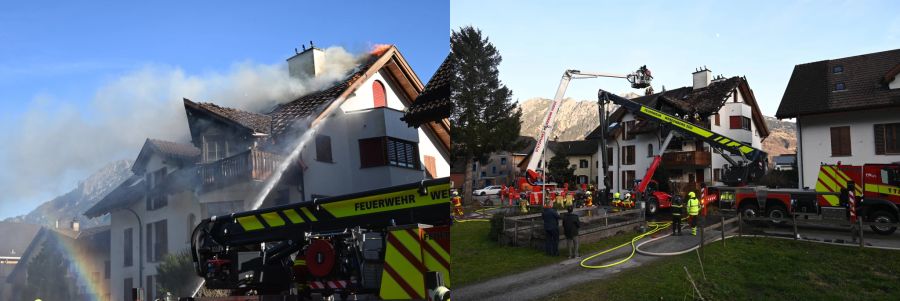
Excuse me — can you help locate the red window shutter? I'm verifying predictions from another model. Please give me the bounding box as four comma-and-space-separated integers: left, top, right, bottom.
373, 80, 386, 108
874, 124, 885, 155
729, 116, 742, 129
359, 138, 386, 168
715, 114, 720, 126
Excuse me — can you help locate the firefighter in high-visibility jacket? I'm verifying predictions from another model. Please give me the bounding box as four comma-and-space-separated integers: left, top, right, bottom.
584, 191, 593, 207
611, 192, 622, 208
687, 191, 702, 235
451, 191, 464, 218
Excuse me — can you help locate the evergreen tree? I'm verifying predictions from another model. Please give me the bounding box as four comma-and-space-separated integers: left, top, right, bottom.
547, 148, 576, 186
450, 26, 522, 203
156, 249, 202, 297
24, 237, 73, 301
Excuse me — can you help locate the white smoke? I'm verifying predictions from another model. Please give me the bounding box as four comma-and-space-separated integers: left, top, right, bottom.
0, 46, 364, 218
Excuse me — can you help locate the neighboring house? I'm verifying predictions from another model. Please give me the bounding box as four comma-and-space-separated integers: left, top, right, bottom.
6, 221, 110, 301
542, 140, 600, 185
469, 136, 536, 188
0, 222, 40, 301
588, 68, 769, 195
776, 48, 900, 189
773, 154, 797, 171
85, 138, 202, 301
86, 44, 450, 301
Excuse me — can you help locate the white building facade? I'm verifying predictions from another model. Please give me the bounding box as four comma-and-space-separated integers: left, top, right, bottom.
776, 49, 900, 188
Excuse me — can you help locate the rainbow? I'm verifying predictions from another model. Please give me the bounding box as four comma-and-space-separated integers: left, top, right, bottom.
44, 229, 106, 301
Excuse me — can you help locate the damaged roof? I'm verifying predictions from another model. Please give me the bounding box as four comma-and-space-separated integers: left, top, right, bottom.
402, 54, 453, 127
184, 100, 273, 134
776, 48, 900, 118
588, 76, 768, 139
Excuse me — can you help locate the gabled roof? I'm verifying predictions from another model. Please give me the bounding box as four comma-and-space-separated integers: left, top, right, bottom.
132, 138, 200, 175
402, 54, 453, 127
83, 175, 145, 218
6, 226, 78, 284
776, 48, 900, 118
588, 76, 769, 139
184, 99, 273, 134
548, 140, 599, 156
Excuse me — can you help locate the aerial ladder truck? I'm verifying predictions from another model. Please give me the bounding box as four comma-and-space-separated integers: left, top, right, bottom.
519, 66, 653, 206
598, 89, 900, 235
187, 178, 453, 301
596, 90, 769, 214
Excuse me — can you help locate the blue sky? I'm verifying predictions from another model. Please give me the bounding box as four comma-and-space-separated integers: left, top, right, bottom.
452, 0, 900, 115
0, 1, 448, 219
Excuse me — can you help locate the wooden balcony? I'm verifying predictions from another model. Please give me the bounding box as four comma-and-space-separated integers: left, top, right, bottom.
662, 150, 711, 167
199, 149, 285, 191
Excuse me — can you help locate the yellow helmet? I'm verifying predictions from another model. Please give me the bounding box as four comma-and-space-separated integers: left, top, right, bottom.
688, 191, 696, 198
614, 192, 620, 198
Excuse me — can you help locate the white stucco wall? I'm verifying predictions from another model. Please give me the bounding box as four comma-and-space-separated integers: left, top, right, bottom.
110, 155, 201, 301
797, 107, 900, 188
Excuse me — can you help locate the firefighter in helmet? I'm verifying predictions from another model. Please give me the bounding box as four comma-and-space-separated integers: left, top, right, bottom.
687, 191, 702, 235
671, 196, 685, 235
584, 190, 593, 207
451, 190, 464, 218
622, 192, 635, 209
611, 191, 622, 208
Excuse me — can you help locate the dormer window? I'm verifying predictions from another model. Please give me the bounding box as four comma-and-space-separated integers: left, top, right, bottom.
833, 65, 843, 74
835, 82, 846, 91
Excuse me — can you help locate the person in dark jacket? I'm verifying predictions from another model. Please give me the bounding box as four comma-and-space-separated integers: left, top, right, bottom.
542, 204, 561, 256
562, 206, 581, 258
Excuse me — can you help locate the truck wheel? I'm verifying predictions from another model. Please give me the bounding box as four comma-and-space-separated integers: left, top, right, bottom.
480, 192, 486, 196
646, 197, 659, 215
767, 205, 788, 225
869, 210, 897, 235
739, 203, 760, 222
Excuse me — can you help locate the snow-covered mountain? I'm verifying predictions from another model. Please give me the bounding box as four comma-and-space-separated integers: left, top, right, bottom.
3, 159, 133, 228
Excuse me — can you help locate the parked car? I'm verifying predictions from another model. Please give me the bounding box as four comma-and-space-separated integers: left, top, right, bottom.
473, 185, 502, 196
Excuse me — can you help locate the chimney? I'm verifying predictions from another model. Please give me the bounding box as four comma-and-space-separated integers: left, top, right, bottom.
692, 66, 712, 89
287, 41, 326, 79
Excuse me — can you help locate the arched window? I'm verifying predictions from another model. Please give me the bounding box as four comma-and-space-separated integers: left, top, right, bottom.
373, 80, 386, 108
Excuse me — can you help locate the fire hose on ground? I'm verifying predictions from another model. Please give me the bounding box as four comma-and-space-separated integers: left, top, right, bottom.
582, 217, 900, 270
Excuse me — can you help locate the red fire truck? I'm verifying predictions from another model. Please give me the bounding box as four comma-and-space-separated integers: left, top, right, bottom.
713, 163, 900, 235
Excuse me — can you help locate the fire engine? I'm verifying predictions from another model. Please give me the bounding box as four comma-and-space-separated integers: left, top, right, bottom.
188, 178, 452, 300
714, 163, 900, 235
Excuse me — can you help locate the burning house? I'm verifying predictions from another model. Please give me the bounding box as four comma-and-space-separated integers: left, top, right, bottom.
587, 68, 769, 195
85, 44, 451, 300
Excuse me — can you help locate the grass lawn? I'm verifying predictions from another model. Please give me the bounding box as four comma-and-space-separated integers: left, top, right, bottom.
451, 220, 637, 287
543, 237, 900, 300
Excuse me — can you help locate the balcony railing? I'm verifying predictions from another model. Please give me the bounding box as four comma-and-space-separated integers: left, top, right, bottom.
662, 150, 711, 167
199, 149, 285, 191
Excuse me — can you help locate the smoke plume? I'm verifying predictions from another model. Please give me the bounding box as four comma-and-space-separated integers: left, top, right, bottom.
0, 46, 363, 218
